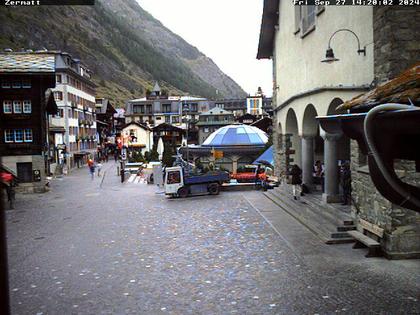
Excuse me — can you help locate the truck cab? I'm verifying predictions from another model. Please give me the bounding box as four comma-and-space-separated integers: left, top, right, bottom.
164, 166, 184, 196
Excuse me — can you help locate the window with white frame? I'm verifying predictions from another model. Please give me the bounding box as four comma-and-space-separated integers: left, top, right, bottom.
14, 129, 24, 142
4, 130, 14, 143
54, 91, 63, 101
3, 100, 12, 114
23, 100, 32, 113
24, 129, 33, 142
13, 100, 22, 113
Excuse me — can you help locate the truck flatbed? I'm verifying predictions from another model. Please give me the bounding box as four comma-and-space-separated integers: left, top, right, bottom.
184, 172, 230, 185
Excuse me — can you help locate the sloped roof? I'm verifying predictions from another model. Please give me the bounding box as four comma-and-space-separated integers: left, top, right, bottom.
200, 107, 233, 116
338, 63, 420, 111
253, 145, 274, 166
257, 0, 280, 59
0, 53, 55, 73
153, 81, 161, 92
121, 121, 152, 131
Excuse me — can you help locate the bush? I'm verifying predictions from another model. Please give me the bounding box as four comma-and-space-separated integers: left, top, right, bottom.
128, 150, 145, 163
162, 145, 175, 167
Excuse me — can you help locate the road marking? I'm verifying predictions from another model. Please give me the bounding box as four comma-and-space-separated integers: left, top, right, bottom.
128, 174, 136, 183
85, 193, 100, 197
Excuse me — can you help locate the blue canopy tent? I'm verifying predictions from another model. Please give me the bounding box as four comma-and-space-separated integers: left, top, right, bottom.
253, 145, 274, 167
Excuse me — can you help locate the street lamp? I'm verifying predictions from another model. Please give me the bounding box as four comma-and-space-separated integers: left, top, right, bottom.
321, 28, 366, 63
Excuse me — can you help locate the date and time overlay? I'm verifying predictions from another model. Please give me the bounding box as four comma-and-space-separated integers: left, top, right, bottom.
0, 0, 419, 6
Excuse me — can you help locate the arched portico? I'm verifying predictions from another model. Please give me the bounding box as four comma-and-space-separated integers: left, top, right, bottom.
322, 98, 351, 203
285, 108, 301, 169
301, 104, 319, 187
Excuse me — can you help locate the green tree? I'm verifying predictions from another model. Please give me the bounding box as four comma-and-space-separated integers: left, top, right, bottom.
162, 144, 174, 167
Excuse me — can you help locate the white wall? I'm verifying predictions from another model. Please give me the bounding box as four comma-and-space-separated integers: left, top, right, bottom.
275, 5, 374, 106
122, 125, 153, 152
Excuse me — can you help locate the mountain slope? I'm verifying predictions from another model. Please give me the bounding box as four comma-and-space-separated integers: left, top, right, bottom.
0, 0, 246, 105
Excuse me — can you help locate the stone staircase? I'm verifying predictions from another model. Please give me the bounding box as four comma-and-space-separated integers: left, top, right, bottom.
264, 185, 356, 244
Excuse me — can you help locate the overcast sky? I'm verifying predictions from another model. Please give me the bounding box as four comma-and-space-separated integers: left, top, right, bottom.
136, 0, 272, 97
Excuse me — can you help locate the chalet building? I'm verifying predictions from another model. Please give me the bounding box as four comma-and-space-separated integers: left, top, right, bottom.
114, 108, 126, 135
121, 122, 153, 154
196, 107, 235, 144
0, 52, 57, 193
251, 116, 273, 135
95, 98, 117, 145
258, 3, 420, 258
236, 113, 257, 125
214, 99, 246, 117
125, 82, 211, 127
125, 82, 212, 146
49, 51, 97, 170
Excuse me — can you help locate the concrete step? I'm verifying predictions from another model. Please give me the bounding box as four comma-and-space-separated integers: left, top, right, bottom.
337, 225, 357, 232
273, 186, 354, 228
264, 190, 355, 245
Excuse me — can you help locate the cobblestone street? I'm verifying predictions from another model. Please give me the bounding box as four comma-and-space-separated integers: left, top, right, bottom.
6, 163, 420, 315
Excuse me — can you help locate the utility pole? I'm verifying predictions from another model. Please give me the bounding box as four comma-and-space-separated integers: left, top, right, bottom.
183, 100, 189, 163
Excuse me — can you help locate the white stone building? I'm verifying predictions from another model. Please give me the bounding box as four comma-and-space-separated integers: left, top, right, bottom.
258, 3, 373, 202
121, 122, 153, 154
50, 52, 97, 169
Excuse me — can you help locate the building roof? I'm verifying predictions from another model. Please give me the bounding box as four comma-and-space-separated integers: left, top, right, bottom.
152, 81, 161, 93
0, 53, 55, 73
196, 121, 233, 127
202, 124, 268, 147
152, 122, 185, 133
200, 107, 233, 116
338, 63, 420, 111
121, 121, 152, 131
253, 145, 274, 166
257, 0, 279, 59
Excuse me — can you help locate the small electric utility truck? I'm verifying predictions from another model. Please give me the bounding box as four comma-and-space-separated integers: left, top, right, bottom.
164, 166, 230, 198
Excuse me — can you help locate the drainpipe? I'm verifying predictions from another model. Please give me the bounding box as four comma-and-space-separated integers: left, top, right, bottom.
364, 103, 420, 208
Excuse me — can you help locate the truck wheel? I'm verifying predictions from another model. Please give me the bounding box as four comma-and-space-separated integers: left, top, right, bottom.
178, 186, 189, 198
208, 183, 220, 195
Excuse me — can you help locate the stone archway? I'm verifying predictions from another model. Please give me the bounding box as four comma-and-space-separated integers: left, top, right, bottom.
285, 108, 301, 169
301, 104, 319, 187
322, 98, 351, 203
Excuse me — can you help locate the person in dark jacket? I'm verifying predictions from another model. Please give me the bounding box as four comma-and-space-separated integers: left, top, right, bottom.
340, 162, 352, 205
290, 164, 302, 200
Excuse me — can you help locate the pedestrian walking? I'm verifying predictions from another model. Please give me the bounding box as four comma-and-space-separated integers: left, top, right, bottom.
97, 161, 102, 177
340, 162, 352, 205
87, 158, 95, 180
290, 164, 302, 200
313, 160, 325, 192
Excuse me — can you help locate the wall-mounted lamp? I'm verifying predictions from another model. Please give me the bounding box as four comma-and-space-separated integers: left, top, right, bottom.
321, 28, 366, 63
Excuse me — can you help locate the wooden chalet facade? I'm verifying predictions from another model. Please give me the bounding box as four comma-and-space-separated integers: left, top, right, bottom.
0, 53, 57, 193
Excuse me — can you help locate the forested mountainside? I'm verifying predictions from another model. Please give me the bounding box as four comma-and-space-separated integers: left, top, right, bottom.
0, 0, 246, 105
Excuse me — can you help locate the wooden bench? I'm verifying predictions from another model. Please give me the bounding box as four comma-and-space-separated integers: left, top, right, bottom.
348, 219, 384, 257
